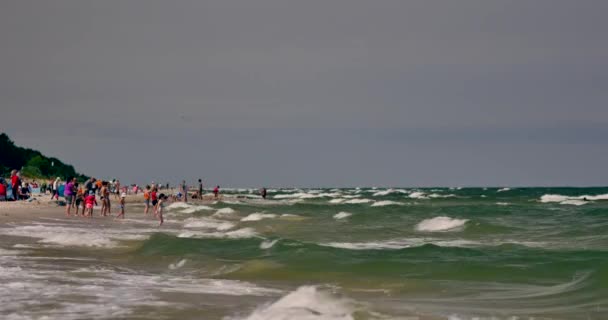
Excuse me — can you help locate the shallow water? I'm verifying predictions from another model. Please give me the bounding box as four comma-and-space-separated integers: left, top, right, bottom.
1, 187, 607, 319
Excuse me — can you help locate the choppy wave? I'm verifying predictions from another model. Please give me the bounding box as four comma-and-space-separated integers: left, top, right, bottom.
333, 212, 352, 220
370, 200, 404, 207
232, 286, 355, 320
415, 217, 468, 232
242, 213, 278, 222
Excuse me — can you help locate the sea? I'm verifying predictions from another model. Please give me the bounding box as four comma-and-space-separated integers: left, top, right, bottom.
1, 187, 607, 320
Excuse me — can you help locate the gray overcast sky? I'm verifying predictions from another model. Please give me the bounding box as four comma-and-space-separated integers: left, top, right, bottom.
1, 0, 607, 187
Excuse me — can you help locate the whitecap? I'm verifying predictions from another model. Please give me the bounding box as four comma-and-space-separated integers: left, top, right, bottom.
166, 202, 192, 210
180, 205, 214, 214
415, 216, 468, 232
343, 198, 372, 204
497, 187, 511, 192
260, 239, 279, 249
237, 286, 355, 320
370, 200, 403, 207
213, 207, 236, 218
183, 217, 235, 231
333, 212, 352, 219
168, 259, 187, 270
409, 192, 428, 199
241, 213, 277, 222
177, 228, 257, 239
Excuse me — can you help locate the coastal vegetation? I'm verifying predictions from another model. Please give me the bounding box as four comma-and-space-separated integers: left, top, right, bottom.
0, 133, 88, 180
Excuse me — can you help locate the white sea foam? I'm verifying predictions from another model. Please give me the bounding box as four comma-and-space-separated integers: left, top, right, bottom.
241, 213, 278, 222
237, 286, 355, 320
166, 202, 192, 210
415, 216, 468, 232
213, 207, 237, 218
428, 193, 457, 198
168, 259, 187, 270
497, 187, 511, 192
409, 192, 428, 199
0, 225, 119, 248
260, 239, 279, 249
343, 198, 372, 204
333, 212, 352, 219
329, 198, 346, 204
321, 238, 482, 250
496, 202, 510, 206
177, 227, 257, 239
273, 192, 341, 200
559, 199, 588, 206
540, 193, 608, 205
370, 200, 403, 207
183, 217, 235, 231
372, 189, 404, 197
180, 205, 214, 214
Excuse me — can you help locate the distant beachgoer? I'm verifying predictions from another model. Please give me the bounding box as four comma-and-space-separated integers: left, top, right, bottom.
84, 191, 97, 217
52, 177, 61, 200
116, 193, 126, 219
64, 177, 76, 216
143, 185, 151, 214
181, 180, 188, 203
11, 170, 20, 201
0, 178, 7, 201
19, 182, 30, 200
213, 185, 220, 199
156, 193, 166, 226
261, 187, 267, 199
151, 187, 158, 211
198, 179, 203, 200
75, 185, 85, 216
114, 180, 121, 200
96, 179, 103, 195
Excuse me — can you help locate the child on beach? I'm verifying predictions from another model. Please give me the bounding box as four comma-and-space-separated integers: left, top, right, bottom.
115, 193, 126, 219
143, 185, 151, 214
75, 185, 85, 217
84, 191, 97, 217
156, 193, 166, 226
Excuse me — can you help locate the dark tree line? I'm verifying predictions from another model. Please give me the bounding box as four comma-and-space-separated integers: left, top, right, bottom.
0, 133, 88, 181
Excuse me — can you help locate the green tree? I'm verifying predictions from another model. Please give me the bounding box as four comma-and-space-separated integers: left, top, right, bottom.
26, 155, 51, 176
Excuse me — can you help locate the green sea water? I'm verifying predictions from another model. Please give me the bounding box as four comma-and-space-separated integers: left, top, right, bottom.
1, 187, 607, 319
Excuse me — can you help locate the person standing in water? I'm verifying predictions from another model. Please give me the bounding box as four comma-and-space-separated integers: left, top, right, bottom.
198, 179, 204, 200
261, 187, 267, 199
156, 193, 166, 226
115, 193, 126, 219
143, 185, 151, 214
181, 180, 188, 203
213, 185, 220, 199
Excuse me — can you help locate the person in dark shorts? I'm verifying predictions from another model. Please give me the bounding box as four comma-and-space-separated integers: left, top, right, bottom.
198, 179, 203, 200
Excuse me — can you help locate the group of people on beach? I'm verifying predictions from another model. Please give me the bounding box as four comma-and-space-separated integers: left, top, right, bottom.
2, 170, 275, 227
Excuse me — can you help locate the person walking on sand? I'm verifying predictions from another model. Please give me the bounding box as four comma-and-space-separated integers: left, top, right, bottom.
52, 177, 61, 200
84, 191, 97, 217
10, 170, 19, 201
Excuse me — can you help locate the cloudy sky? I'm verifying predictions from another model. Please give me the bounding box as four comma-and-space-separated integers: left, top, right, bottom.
1, 0, 607, 187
